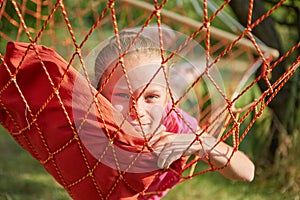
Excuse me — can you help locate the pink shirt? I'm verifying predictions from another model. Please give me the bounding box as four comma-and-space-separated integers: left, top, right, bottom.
140, 104, 198, 199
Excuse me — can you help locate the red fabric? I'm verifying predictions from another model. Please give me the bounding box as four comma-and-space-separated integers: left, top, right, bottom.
0, 42, 165, 199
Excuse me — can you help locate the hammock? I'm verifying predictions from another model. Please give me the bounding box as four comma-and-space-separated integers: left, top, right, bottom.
0, 0, 299, 199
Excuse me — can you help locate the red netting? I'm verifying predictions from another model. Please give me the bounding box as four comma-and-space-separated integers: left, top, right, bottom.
0, 0, 299, 199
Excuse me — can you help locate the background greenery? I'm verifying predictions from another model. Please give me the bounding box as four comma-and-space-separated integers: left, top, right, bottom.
0, 0, 299, 199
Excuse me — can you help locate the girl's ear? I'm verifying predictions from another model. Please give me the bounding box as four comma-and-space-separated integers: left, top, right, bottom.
165, 88, 171, 105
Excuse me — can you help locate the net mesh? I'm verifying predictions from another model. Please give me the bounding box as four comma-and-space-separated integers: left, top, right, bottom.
0, 0, 299, 199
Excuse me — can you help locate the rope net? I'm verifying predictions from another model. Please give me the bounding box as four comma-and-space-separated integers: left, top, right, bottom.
0, 0, 299, 199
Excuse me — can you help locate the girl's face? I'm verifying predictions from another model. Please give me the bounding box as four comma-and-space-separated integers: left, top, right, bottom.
101, 55, 168, 137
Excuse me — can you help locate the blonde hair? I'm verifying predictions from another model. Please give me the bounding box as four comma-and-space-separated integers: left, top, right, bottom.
95, 31, 161, 90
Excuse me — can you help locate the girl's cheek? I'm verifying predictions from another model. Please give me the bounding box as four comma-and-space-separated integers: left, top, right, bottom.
150, 105, 165, 120
114, 104, 127, 114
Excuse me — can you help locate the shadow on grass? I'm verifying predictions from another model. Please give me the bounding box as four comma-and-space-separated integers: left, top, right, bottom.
0, 127, 70, 200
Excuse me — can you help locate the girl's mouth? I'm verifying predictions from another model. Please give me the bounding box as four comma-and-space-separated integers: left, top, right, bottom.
131, 123, 150, 133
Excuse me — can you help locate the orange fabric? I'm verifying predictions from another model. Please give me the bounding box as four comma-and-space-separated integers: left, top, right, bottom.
0, 42, 165, 199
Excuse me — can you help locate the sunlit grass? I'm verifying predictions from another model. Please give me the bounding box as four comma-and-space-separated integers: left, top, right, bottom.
164, 170, 298, 200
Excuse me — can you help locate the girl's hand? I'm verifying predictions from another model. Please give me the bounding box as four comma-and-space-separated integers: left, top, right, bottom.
150, 133, 200, 169
149, 130, 255, 182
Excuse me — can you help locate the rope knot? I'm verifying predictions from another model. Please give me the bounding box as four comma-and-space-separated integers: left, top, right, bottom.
108, 0, 115, 8
203, 21, 210, 29
154, 8, 161, 16
245, 27, 252, 34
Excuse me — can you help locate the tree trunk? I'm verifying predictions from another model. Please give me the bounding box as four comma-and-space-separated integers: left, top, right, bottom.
229, 0, 295, 163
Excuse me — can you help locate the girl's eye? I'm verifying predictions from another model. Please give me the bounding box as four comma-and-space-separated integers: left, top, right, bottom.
114, 93, 130, 99
146, 95, 157, 99
145, 94, 159, 101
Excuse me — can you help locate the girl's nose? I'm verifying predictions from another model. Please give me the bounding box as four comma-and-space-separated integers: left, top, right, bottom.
130, 97, 146, 120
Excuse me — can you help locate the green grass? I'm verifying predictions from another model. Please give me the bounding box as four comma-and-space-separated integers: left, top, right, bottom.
0, 127, 70, 200
164, 171, 298, 200
0, 126, 299, 200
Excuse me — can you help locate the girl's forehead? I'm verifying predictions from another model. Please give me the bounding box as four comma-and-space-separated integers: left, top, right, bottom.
124, 53, 162, 69
114, 82, 166, 94
113, 61, 167, 92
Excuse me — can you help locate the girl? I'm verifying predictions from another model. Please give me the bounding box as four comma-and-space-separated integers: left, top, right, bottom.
93, 30, 255, 199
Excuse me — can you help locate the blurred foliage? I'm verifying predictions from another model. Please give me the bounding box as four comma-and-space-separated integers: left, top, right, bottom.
0, 0, 299, 198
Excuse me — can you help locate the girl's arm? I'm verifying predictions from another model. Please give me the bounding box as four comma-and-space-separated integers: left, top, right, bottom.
151, 131, 255, 182
199, 132, 255, 182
